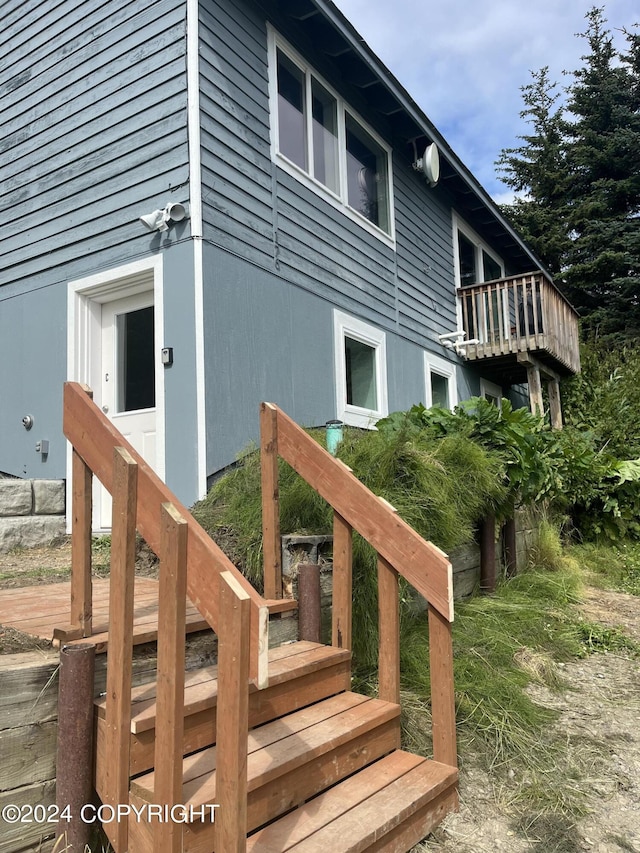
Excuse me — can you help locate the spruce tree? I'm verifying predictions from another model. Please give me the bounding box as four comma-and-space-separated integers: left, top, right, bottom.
496, 67, 570, 276
497, 8, 640, 343
563, 8, 640, 341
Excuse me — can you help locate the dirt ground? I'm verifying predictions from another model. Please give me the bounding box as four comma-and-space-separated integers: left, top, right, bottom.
421, 586, 640, 853
0, 541, 638, 851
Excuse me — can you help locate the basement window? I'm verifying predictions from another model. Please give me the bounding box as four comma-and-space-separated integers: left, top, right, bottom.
269, 27, 394, 244
334, 311, 388, 428
424, 353, 457, 410
480, 378, 502, 407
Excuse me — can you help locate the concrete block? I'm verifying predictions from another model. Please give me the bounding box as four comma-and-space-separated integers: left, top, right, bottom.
33, 480, 66, 515
0, 516, 66, 553
0, 480, 32, 517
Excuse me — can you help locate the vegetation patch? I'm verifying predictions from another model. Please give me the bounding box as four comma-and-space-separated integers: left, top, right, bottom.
570, 541, 640, 597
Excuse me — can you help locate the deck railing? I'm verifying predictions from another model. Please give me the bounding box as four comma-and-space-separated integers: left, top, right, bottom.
62, 381, 268, 851
459, 271, 580, 374
260, 403, 457, 769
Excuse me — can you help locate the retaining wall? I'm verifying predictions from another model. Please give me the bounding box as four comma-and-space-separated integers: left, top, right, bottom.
0, 480, 66, 553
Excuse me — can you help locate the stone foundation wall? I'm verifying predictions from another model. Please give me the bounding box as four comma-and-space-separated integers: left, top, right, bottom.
0, 480, 66, 553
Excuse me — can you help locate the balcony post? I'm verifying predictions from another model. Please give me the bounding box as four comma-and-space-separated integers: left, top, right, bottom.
548, 379, 563, 430
526, 364, 543, 416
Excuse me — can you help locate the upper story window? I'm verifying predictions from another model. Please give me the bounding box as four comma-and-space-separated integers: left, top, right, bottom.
269, 28, 394, 243
453, 214, 506, 342
454, 215, 505, 289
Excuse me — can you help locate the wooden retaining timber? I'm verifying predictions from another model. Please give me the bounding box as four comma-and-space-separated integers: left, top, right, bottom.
58, 382, 459, 851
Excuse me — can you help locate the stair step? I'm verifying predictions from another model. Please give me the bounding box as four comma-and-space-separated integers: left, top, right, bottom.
95, 641, 351, 785
95, 640, 349, 732
128, 692, 401, 848
246, 751, 459, 852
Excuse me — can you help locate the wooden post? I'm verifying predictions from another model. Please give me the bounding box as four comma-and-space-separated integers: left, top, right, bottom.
56, 643, 96, 853
548, 378, 563, 430
103, 447, 138, 853
480, 514, 496, 594
298, 563, 322, 643
503, 515, 517, 578
332, 511, 353, 649
377, 555, 401, 711
70, 448, 93, 636
260, 402, 282, 600
154, 503, 188, 853
217, 571, 251, 853
428, 605, 458, 769
526, 364, 544, 416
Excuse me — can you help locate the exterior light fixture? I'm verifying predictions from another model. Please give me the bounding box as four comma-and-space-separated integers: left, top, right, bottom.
139, 202, 189, 232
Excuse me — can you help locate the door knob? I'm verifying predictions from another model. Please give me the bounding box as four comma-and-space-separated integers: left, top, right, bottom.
102, 405, 109, 413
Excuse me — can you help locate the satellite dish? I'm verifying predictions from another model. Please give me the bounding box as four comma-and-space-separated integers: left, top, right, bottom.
414, 142, 440, 187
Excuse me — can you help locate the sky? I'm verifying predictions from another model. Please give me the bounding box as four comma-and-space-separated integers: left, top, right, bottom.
333, 0, 638, 203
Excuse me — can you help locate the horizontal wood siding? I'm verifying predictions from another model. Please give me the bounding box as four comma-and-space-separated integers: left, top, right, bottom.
200, 0, 462, 340
275, 171, 396, 328
394, 162, 458, 343
199, 0, 274, 267
0, 0, 189, 290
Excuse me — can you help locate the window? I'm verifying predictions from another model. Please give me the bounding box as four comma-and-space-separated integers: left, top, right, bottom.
480, 378, 502, 407
334, 311, 388, 428
453, 214, 506, 343
425, 353, 458, 410
269, 29, 394, 242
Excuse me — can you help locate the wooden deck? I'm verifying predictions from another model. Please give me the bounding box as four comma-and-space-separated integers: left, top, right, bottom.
0, 578, 209, 653
459, 271, 581, 380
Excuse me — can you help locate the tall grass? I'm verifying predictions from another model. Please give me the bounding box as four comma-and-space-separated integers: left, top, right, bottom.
194, 425, 638, 823
569, 540, 640, 596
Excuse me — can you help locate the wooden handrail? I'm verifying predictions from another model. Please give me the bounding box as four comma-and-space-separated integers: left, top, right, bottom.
262, 403, 454, 622
331, 511, 353, 649
458, 271, 580, 375
260, 402, 458, 770
103, 447, 138, 853
63, 382, 270, 687
70, 447, 93, 637
217, 571, 251, 851
154, 503, 188, 853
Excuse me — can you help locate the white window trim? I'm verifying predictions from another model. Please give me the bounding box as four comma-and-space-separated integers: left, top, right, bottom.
334, 310, 388, 429
267, 25, 396, 247
480, 378, 503, 405
452, 212, 506, 331
424, 352, 458, 410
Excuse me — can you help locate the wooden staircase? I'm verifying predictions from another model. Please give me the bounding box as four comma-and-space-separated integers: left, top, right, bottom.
61, 383, 458, 852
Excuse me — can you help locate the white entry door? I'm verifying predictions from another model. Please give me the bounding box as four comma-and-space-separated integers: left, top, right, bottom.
98, 291, 157, 527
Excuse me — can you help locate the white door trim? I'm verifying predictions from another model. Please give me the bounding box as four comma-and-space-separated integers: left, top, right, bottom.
187, 0, 207, 500
66, 256, 165, 530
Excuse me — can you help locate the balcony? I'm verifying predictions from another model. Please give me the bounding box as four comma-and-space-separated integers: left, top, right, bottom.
458, 272, 581, 381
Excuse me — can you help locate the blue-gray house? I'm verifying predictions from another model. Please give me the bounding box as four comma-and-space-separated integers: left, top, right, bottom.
0, 0, 579, 529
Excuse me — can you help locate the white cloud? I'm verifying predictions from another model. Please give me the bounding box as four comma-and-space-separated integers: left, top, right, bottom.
334, 0, 638, 196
